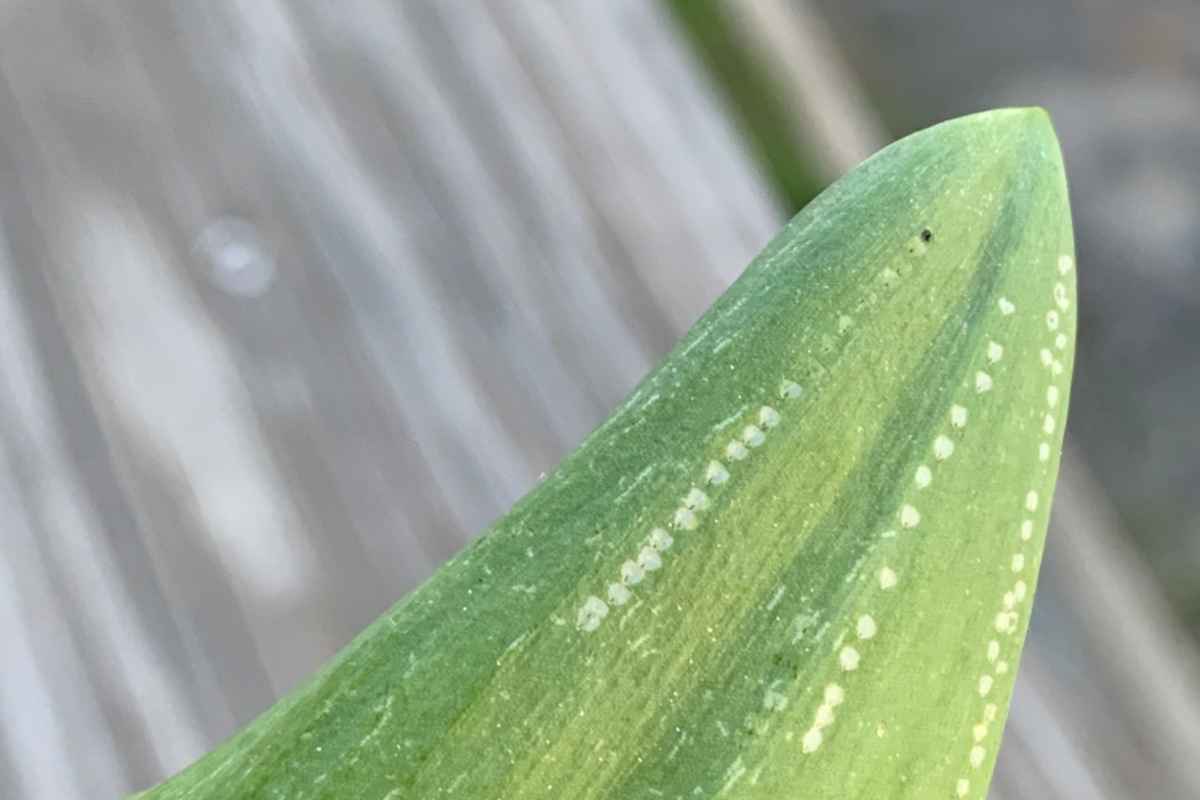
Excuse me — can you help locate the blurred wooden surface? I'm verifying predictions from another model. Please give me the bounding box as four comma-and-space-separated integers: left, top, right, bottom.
0, 1, 1196, 798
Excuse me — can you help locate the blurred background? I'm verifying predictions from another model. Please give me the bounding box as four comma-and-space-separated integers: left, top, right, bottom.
1, 1, 1198, 798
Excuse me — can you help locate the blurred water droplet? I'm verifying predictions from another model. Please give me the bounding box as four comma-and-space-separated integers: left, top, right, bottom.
194, 216, 276, 298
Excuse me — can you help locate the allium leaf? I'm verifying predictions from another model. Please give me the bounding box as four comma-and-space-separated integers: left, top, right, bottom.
135, 108, 1075, 800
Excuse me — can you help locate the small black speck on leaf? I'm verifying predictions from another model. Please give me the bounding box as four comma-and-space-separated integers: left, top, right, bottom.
920, 228, 933, 242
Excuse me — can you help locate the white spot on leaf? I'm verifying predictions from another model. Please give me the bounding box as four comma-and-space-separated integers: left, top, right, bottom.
638, 546, 663, 572
1054, 282, 1070, 311
763, 680, 789, 712
742, 425, 766, 448
879, 567, 898, 590
706, 460, 730, 485
684, 488, 710, 511
975, 372, 993, 393
577, 596, 609, 632
607, 583, 632, 607
839, 646, 861, 671
649, 528, 674, 552
673, 508, 699, 531
998, 297, 1015, 315
915, 465, 932, 489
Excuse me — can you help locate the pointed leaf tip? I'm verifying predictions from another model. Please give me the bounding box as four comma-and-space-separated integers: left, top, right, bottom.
134, 110, 1076, 800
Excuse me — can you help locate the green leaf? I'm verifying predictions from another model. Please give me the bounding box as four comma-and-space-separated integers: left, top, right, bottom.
134, 107, 1075, 800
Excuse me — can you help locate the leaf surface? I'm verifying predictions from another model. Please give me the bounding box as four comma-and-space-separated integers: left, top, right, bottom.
136, 108, 1076, 800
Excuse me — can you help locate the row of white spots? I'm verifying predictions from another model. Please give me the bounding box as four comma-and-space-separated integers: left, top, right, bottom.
1041, 261, 1070, 484
577, 380, 805, 632
802, 274, 1011, 761
799, 684, 845, 753
956, 253, 1072, 797
963, 585, 1016, 793
955, 293, 1020, 792
969, 505, 1033, 786
953, 703, 997, 798
799, 570, 898, 753
800, 338, 980, 754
